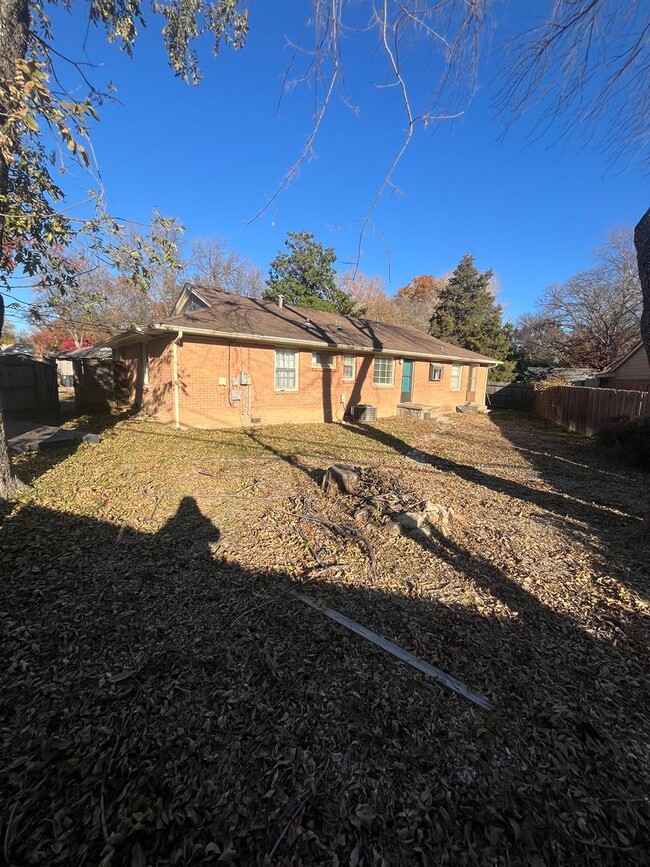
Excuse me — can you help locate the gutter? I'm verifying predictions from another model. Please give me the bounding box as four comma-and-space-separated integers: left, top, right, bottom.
172, 330, 183, 429
150, 324, 501, 366
106, 323, 501, 366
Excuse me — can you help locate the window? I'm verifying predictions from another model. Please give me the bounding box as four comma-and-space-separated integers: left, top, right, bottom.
468, 365, 477, 392
373, 357, 394, 386
342, 355, 356, 381
183, 292, 209, 313
450, 364, 462, 391
429, 363, 443, 382
312, 352, 336, 369
275, 348, 298, 390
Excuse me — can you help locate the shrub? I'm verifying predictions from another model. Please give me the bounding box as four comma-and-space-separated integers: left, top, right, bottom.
597, 417, 650, 470
533, 376, 570, 392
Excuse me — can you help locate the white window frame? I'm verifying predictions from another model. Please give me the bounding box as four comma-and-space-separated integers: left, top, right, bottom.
311, 352, 337, 369
275, 348, 299, 392
429, 363, 443, 382
373, 356, 395, 387
450, 364, 463, 391
342, 355, 356, 381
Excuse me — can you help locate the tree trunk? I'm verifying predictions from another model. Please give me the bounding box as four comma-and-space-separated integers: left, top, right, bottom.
634, 208, 650, 367
0, 0, 30, 499
633, 207, 650, 537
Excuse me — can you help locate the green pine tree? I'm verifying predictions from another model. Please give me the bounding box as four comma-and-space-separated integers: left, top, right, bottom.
263, 231, 356, 315
429, 254, 515, 380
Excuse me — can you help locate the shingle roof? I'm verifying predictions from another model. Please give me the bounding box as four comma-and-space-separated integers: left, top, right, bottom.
157, 287, 499, 364
58, 344, 112, 359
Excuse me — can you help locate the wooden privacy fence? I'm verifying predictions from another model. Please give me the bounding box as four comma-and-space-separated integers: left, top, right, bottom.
73, 358, 134, 410
486, 381, 534, 410
535, 386, 650, 437
0, 355, 59, 419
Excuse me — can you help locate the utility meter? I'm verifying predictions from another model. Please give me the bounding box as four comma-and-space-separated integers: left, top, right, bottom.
240, 371, 250, 385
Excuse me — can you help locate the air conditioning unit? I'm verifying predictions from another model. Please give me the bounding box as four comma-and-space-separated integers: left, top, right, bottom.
352, 404, 377, 422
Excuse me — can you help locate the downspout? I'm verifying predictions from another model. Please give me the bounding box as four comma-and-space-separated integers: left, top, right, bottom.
172, 330, 183, 429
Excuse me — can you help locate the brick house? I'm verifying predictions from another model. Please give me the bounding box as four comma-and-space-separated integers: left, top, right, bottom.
107, 285, 500, 428
598, 341, 650, 392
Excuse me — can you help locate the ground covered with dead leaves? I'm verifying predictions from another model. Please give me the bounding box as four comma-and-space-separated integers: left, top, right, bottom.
1, 411, 648, 866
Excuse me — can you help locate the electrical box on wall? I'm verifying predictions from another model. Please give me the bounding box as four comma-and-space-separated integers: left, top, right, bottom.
241, 371, 250, 385
230, 391, 242, 402
218, 376, 227, 386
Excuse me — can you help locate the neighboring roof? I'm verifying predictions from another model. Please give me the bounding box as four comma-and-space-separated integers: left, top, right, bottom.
107, 285, 501, 365
58, 344, 113, 360
1, 342, 36, 356
526, 367, 596, 383
599, 341, 645, 375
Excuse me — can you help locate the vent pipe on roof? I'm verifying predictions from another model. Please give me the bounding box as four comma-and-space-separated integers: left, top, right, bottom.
278, 295, 284, 308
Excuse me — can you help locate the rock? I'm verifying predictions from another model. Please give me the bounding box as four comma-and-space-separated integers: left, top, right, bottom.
423, 501, 441, 517
384, 520, 402, 537
397, 512, 424, 530
322, 464, 360, 496
353, 506, 369, 522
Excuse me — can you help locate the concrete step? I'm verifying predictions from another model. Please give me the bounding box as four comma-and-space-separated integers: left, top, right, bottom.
396, 403, 442, 421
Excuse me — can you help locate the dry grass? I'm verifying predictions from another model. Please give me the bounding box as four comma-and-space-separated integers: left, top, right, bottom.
0, 411, 648, 866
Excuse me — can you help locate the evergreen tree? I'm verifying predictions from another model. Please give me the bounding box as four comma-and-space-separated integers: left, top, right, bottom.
264, 232, 355, 315
429, 254, 515, 380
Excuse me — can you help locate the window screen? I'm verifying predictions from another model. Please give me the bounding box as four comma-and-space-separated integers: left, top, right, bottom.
275, 349, 297, 390
373, 357, 394, 386
429, 364, 443, 382
342, 355, 356, 380
450, 364, 462, 390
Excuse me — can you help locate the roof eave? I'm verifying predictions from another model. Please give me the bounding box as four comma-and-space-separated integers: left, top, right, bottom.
152, 323, 499, 364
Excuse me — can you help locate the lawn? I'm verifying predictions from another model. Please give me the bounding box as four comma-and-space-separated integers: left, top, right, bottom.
0, 411, 648, 866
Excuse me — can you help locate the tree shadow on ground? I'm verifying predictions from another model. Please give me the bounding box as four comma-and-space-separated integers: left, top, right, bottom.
0, 496, 647, 866
341, 416, 648, 599
8, 407, 139, 486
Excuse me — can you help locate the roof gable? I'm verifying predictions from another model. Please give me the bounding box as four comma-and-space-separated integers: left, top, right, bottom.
601, 340, 646, 375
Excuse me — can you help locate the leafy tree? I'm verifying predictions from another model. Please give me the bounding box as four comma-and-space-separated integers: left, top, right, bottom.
29, 323, 93, 355
0, 319, 18, 346
339, 271, 402, 323
394, 274, 447, 331
264, 232, 355, 315
512, 313, 571, 372
429, 254, 515, 379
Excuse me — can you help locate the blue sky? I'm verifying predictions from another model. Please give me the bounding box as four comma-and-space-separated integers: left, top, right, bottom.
5, 1, 648, 331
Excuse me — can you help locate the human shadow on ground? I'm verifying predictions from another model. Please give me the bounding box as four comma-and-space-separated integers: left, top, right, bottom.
0, 496, 647, 866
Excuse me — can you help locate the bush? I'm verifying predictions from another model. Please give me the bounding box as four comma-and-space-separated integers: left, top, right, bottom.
533, 376, 570, 392
597, 417, 650, 470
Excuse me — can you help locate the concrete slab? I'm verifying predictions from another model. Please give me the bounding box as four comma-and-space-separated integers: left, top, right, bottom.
5, 420, 100, 455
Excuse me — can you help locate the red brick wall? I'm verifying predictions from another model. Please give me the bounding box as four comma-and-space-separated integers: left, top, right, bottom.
131, 334, 490, 428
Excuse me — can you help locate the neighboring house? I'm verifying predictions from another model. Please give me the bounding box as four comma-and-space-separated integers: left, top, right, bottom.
525, 367, 598, 386
106, 285, 500, 429
598, 341, 650, 392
